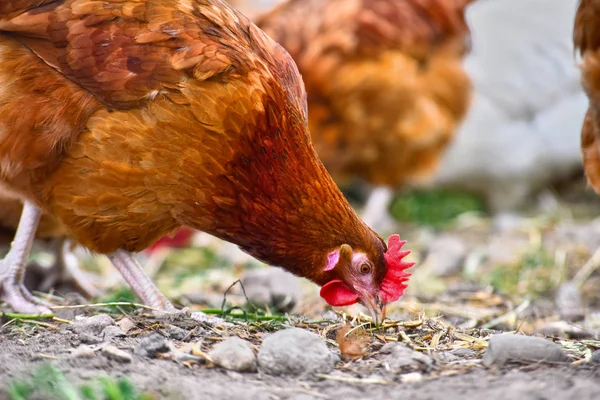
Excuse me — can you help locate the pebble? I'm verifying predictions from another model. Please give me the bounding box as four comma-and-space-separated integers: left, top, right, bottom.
135, 333, 172, 358
102, 345, 133, 363
535, 321, 593, 339
70, 345, 96, 359
70, 314, 115, 336
555, 283, 585, 322
209, 337, 257, 372
162, 325, 188, 341
423, 234, 469, 277
116, 317, 136, 334
78, 333, 103, 345
400, 372, 424, 384
102, 325, 126, 341
482, 334, 569, 367
241, 268, 302, 312
379, 343, 432, 372
449, 348, 477, 359
258, 328, 337, 376
590, 350, 600, 364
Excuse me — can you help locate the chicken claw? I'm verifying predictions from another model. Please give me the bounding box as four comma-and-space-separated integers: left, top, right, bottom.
107, 249, 177, 312
0, 201, 52, 314
107, 250, 228, 326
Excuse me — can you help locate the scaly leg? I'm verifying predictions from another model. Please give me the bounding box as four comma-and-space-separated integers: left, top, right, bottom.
0, 201, 52, 313
36, 238, 102, 299
107, 249, 226, 325
361, 186, 396, 234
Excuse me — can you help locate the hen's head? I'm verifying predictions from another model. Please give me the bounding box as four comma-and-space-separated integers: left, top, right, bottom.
319, 234, 414, 324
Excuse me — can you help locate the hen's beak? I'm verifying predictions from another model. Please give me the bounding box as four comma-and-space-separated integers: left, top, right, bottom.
361, 293, 385, 326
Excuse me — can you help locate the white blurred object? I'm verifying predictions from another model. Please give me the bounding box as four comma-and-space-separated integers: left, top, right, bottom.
436, 0, 587, 211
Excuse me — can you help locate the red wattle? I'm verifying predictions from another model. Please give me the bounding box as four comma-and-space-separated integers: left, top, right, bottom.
320, 279, 359, 306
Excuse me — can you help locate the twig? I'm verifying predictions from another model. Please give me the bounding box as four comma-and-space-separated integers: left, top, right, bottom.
315, 374, 390, 385
1, 312, 54, 320
481, 298, 531, 329
51, 302, 161, 312
572, 246, 600, 288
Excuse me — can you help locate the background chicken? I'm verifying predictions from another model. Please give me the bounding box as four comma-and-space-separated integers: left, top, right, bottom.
576, 0, 600, 193
253, 0, 474, 230
0, 0, 412, 320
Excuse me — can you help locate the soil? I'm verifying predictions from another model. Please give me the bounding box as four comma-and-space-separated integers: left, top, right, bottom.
1, 313, 600, 400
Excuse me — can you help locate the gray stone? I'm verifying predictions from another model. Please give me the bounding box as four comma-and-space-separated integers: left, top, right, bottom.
258, 328, 337, 376
590, 350, 600, 364
423, 234, 469, 277
379, 343, 432, 371
102, 325, 126, 341
449, 348, 477, 358
535, 321, 593, 339
162, 325, 188, 341
209, 337, 257, 372
241, 268, 302, 312
482, 334, 569, 366
70, 345, 96, 359
102, 345, 133, 363
70, 314, 115, 335
134, 333, 172, 358
555, 283, 585, 322
78, 333, 103, 345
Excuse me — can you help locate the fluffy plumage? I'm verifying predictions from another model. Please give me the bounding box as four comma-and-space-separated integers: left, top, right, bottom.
0, 0, 413, 318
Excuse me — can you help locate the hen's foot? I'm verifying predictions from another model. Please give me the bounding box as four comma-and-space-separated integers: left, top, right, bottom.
0, 201, 52, 314
29, 239, 101, 299
361, 186, 397, 234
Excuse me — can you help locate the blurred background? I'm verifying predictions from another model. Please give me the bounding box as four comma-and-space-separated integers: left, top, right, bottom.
9, 0, 600, 338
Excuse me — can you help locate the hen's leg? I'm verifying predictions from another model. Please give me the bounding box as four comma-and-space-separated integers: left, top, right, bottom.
107, 249, 224, 324
0, 201, 52, 313
361, 186, 396, 234
36, 238, 101, 299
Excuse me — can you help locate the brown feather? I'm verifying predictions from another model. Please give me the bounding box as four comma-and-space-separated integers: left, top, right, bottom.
0, 0, 387, 289
255, 0, 473, 187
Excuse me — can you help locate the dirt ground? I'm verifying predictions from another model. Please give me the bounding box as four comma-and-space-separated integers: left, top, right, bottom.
1, 315, 600, 400
3, 180, 600, 400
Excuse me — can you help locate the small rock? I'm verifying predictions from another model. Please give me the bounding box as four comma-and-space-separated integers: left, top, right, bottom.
436, 352, 461, 363
258, 328, 337, 376
379, 343, 432, 371
482, 334, 569, 367
116, 317, 136, 333
535, 321, 593, 339
71, 345, 96, 359
590, 350, 600, 364
242, 268, 302, 312
135, 333, 172, 358
555, 283, 585, 322
70, 314, 115, 335
322, 311, 339, 322
102, 325, 126, 341
209, 337, 257, 372
400, 372, 423, 384
492, 212, 526, 233
102, 345, 133, 363
423, 234, 469, 277
78, 332, 103, 345
449, 348, 477, 359
162, 325, 188, 341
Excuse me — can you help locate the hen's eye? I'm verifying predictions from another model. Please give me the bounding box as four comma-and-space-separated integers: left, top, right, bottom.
359, 262, 371, 274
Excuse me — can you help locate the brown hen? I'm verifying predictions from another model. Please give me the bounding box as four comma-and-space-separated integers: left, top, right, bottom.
0, 0, 412, 320
255, 0, 474, 229
575, 0, 600, 193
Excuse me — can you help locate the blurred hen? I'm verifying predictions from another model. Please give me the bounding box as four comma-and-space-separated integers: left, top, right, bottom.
576, 0, 600, 192
254, 0, 474, 229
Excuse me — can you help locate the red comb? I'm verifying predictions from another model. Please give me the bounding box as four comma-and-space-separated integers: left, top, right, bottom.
380, 234, 414, 303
